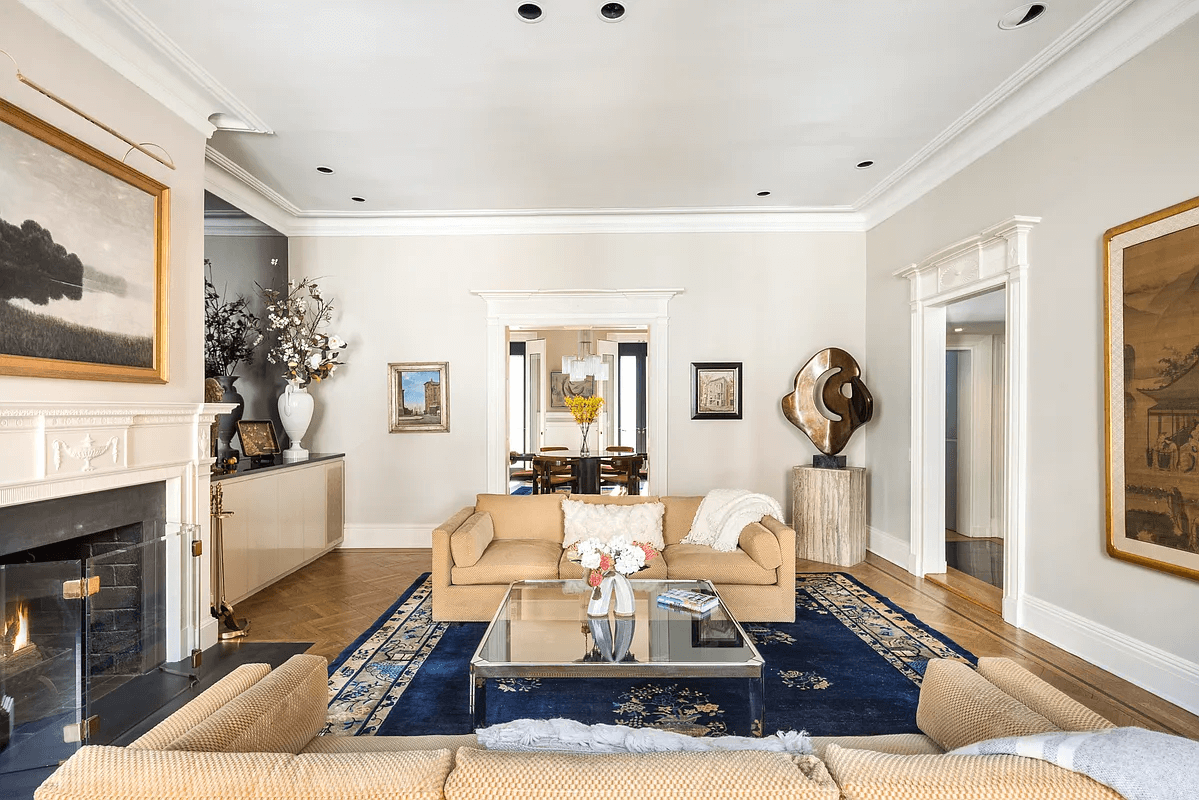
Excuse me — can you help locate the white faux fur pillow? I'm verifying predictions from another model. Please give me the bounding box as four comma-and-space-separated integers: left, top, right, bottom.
562, 499, 666, 550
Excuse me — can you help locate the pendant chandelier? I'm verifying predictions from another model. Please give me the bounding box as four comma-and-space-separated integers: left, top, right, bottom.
562, 330, 610, 382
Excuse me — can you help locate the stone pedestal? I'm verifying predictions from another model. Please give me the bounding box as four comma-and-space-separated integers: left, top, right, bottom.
791, 465, 866, 567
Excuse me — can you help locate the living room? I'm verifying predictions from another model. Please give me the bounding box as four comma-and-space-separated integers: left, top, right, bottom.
2, 2, 1199, 797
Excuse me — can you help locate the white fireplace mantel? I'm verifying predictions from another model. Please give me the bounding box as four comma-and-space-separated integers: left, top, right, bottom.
0, 400, 234, 659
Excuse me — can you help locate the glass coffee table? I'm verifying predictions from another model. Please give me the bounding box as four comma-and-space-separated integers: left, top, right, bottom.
470, 579, 765, 735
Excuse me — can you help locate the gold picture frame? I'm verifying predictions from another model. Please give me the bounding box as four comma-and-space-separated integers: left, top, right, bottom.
388, 362, 449, 433
0, 98, 169, 383
1104, 194, 1199, 583
236, 420, 280, 457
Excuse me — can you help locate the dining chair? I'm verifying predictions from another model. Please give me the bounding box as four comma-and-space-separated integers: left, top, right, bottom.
509, 451, 535, 494
533, 454, 578, 494
599, 454, 643, 496
601, 446, 634, 477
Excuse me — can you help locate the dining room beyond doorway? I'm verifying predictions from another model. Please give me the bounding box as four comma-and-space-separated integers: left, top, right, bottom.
508, 326, 648, 495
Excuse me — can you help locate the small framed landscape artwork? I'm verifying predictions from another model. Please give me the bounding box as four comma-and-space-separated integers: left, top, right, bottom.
0, 98, 169, 383
1104, 194, 1199, 583
389, 362, 449, 433
691, 362, 743, 420
549, 371, 596, 410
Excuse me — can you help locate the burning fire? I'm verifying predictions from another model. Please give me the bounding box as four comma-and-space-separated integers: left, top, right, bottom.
3, 604, 30, 655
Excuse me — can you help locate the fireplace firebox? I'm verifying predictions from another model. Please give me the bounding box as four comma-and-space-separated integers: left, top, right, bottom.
0, 483, 171, 776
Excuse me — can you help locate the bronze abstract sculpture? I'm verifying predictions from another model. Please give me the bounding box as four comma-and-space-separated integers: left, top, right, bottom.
782, 348, 874, 463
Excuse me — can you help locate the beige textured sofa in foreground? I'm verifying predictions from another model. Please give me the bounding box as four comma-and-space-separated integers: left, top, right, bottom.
36, 653, 1129, 799
433, 493, 797, 623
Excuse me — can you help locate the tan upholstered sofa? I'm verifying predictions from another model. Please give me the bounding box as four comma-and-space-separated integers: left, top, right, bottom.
36, 653, 1132, 799
432, 493, 797, 623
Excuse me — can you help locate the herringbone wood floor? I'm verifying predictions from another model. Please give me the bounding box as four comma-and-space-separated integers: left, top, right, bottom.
234, 548, 1199, 738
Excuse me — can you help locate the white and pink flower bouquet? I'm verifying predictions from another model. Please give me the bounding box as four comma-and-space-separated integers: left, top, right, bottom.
567, 535, 659, 587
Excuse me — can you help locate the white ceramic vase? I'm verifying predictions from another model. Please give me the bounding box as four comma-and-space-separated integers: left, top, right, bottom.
278, 380, 314, 461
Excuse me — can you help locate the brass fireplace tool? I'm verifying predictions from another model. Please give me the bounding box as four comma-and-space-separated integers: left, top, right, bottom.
210, 484, 250, 639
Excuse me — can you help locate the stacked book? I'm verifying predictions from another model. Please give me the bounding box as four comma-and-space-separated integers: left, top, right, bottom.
656, 588, 720, 614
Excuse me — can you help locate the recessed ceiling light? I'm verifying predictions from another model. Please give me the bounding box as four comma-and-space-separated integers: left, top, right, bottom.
999, 3, 1046, 30
855, 160, 875, 169
517, 3, 543, 22
351, 196, 366, 203
599, 3, 626, 21
316, 166, 334, 174
756, 191, 771, 197
954, 327, 964, 332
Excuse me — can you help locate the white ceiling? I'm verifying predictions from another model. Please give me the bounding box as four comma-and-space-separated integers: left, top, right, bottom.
17, 0, 1199, 229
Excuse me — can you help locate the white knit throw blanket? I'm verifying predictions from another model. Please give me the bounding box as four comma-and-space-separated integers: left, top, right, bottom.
477, 718, 811, 755
683, 489, 785, 552
953, 728, 1199, 800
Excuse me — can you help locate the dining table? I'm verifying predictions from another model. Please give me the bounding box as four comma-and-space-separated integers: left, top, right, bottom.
526, 450, 644, 495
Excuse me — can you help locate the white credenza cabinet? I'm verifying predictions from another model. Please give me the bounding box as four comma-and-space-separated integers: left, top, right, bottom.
214, 454, 345, 604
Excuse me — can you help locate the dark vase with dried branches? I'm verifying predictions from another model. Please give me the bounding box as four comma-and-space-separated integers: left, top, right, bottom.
204, 260, 263, 459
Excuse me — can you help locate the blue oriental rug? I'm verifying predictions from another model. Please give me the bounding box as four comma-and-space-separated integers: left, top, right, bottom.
324, 573, 973, 738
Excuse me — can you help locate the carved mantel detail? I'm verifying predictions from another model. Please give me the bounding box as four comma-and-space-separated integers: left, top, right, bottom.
52, 434, 120, 472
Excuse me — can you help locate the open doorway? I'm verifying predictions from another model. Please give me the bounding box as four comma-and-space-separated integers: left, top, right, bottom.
934, 288, 1006, 612
507, 327, 648, 495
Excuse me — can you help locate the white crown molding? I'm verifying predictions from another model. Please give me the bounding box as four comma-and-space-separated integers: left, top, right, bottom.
859, 0, 1199, 228
17, 0, 271, 137
204, 147, 298, 236
286, 208, 868, 237
204, 212, 283, 238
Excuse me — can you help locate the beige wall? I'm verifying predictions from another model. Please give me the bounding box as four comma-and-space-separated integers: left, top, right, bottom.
0, 4, 206, 403
288, 232, 866, 530
864, 18, 1199, 668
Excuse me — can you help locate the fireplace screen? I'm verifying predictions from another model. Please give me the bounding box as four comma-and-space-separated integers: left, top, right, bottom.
0, 533, 169, 777
1, 560, 85, 775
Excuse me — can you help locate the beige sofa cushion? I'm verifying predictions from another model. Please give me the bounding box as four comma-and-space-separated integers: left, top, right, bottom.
451, 512, 495, 567
558, 548, 669, 580
474, 493, 565, 541
443, 747, 839, 799
452, 538, 562, 585
663, 543, 777, 585
823, 744, 1124, 800
809, 733, 942, 760
36, 745, 453, 800
168, 654, 327, 754
660, 496, 702, 545
916, 659, 1058, 751
976, 657, 1114, 732
738, 522, 783, 570
128, 662, 270, 750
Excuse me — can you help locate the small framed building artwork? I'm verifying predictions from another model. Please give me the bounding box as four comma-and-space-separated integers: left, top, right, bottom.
388, 362, 450, 433
691, 362, 743, 420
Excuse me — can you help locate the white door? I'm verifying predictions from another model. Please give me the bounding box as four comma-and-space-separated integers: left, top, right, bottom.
525, 339, 546, 452
596, 339, 620, 450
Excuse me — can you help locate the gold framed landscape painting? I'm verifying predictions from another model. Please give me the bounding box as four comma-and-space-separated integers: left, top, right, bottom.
388, 362, 449, 433
1105, 194, 1199, 582
0, 98, 169, 383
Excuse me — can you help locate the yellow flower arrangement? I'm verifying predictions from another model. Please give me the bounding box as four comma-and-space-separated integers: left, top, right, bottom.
564, 395, 604, 425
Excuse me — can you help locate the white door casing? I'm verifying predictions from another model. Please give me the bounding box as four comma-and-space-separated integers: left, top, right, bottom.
474, 289, 681, 496
525, 338, 546, 452
896, 216, 1037, 627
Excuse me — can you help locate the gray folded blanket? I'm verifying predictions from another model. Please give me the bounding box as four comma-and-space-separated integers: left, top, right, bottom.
952, 727, 1199, 800
478, 718, 811, 754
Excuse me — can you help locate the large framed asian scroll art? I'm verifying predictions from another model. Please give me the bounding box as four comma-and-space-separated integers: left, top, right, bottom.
1105, 194, 1199, 583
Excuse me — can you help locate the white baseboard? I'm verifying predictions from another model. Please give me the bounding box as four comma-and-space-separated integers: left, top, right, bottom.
1022, 595, 1199, 717
199, 617, 219, 651
867, 526, 916, 573
340, 524, 433, 549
